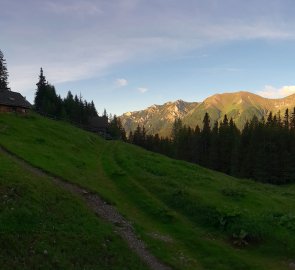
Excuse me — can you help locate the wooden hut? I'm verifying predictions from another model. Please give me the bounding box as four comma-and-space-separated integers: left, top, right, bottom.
87, 115, 108, 134
0, 89, 32, 113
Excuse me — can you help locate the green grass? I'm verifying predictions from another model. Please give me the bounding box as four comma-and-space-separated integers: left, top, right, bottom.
0, 144, 148, 269
1, 112, 295, 269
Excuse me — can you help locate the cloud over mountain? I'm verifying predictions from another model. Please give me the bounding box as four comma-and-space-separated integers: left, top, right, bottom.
258, 85, 295, 98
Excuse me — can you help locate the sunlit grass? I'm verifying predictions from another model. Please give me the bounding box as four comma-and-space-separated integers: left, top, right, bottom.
1, 112, 295, 269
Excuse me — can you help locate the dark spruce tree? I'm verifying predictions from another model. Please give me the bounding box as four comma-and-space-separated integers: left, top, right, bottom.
171, 118, 183, 158
291, 108, 295, 130
0, 50, 9, 90
209, 120, 220, 170
192, 125, 201, 163
200, 112, 211, 166
284, 108, 289, 129
218, 115, 230, 172
133, 125, 144, 146
34, 68, 48, 112
229, 118, 240, 176
108, 115, 126, 141
34, 68, 60, 116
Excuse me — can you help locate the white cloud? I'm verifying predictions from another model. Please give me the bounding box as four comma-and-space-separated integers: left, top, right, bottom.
3, 0, 295, 97
46, 1, 103, 16
116, 78, 128, 87
138, 87, 148, 93
280, 86, 295, 96
257, 85, 295, 98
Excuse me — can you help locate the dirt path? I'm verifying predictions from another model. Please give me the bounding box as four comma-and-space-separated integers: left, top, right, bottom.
0, 146, 171, 270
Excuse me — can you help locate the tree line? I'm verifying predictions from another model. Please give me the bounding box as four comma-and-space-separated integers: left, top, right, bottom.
34, 68, 98, 125
128, 110, 295, 184
34, 68, 128, 139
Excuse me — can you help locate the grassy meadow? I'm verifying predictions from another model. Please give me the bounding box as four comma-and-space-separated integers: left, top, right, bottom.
0, 148, 148, 269
1, 112, 295, 269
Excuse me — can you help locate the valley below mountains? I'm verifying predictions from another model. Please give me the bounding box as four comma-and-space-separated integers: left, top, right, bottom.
120, 91, 295, 136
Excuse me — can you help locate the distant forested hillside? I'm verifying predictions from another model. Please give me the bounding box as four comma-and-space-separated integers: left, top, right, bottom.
129, 109, 295, 184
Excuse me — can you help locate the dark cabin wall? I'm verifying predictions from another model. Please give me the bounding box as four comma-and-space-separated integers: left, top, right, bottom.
0, 105, 28, 114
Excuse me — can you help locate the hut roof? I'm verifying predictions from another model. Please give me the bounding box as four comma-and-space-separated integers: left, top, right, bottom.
88, 116, 108, 128
0, 89, 32, 109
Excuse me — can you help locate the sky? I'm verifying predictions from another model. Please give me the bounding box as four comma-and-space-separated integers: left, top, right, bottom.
1, 0, 295, 115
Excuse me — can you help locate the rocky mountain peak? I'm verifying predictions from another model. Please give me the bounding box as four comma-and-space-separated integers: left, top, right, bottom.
119, 91, 295, 137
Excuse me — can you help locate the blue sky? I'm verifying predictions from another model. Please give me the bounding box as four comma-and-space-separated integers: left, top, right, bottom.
1, 0, 295, 115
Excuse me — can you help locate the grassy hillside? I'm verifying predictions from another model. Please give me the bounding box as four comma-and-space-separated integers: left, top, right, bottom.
0, 148, 148, 269
1, 112, 295, 269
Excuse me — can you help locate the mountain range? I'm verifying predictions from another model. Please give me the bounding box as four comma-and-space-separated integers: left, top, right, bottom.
120, 91, 295, 136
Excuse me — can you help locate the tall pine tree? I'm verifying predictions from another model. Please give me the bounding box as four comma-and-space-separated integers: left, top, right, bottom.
0, 50, 9, 90
34, 68, 48, 112
200, 112, 211, 165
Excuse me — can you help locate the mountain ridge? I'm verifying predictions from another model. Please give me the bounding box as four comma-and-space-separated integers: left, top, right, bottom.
120, 91, 295, 136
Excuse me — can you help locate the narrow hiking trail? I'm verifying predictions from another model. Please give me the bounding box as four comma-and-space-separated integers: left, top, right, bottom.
0, 146, 171, 270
